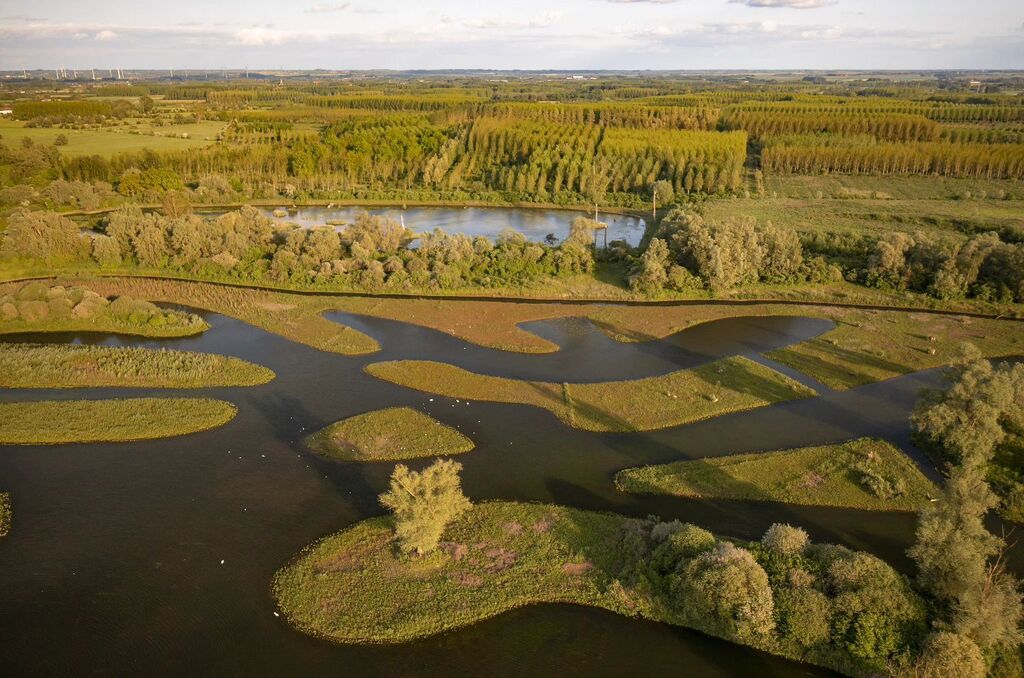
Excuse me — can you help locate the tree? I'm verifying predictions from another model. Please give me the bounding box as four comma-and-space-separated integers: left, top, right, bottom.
0, 209, 86, 262
54, 134, 68, 146
629, 237, 670, 295
161, 190, 193, 219
379, 459, 472, 556
679, 542, 775, 642
909, 346, 1024, 653
913, 632, 986, 678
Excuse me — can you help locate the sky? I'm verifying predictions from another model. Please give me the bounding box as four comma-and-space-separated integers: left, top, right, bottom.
1, 0, 1022, 71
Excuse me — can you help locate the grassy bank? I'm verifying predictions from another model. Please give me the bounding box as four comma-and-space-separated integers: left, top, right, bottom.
616, 438, 938, 512
274, 501, 925, 676
767, 310, 1022, 390
0, 343, 274, 388
0, 398, 237, 444
0, 493, 10, 537
365, 357, 816, 432
306, 407, 474, 462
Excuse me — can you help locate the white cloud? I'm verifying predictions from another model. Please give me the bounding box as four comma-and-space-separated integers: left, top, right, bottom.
463, 11, 563, 30
305, 3, 350, 14
730, 0, 833, 8
94, 30, 117, 41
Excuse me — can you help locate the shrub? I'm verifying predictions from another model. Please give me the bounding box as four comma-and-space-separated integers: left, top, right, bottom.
775, 587, 831, 649
914, 632, 986, 678
650, 523, 716, 575
761, 523, 809, 556
678, 542, 776, 642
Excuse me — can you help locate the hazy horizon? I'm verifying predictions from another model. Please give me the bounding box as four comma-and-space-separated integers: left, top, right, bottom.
2, 0, 1022, 71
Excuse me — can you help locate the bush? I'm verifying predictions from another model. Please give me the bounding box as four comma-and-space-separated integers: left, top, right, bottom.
914, 632, 985, 678
650, 523, 716, 575
677, 542, 776, 642
775, 587, 831, 648
825, 552, 927, 670
762, 523, 809, 556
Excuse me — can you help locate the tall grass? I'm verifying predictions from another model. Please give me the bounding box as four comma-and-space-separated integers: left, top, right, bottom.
0, 343, 274, 388
0, 398, 237, 444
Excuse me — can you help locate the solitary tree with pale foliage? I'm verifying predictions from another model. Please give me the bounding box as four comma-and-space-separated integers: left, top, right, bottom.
379, 458, 472, 556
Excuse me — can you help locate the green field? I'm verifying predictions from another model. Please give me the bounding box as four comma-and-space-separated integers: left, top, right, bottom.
703, 194, 1023, 243
0, 119, 223, 157
763, 174, 1024, 201
616, 438, 938, 512
0, 343, 274, 389
306, 407, 474, 462
0, 398, 237, 444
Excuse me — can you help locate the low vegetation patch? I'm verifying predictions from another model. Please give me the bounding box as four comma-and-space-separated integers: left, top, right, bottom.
39, 278, 379, 355
767, 310, 1023, 390
0, 343, 273, 388
0, 398, 237, 444
616, 438, 938, 512
274, 501, 929, 676
0, 281, 206, 337
9, 279, 1020, 390
0, 493, 10, 537
306, 407, 474, 462
365, 356, 816, 432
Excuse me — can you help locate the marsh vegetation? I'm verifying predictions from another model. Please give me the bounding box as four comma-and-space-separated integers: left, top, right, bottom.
365, 357, 816, 432
305, 407, 474, 462
0, 343, 273, 388
0, 398, 237, 444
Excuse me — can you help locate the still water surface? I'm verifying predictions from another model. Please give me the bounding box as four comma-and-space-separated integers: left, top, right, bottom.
255, 206, 648, 247
0, 308, 1016, 676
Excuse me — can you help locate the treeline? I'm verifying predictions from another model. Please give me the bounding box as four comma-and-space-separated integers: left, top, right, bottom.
0, 207, 597, 291
724, 111, 941, 142
730, 100, 1024, 123
861, 231, 1024, 303
629, 209, 1024, 303
12, 100, 121, 120
628, 211, 840, 294
761, 142, 1024, 179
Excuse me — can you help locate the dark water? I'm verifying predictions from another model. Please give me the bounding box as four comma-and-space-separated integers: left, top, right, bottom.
253, 206, 648, 247
0, 309, 1014, 676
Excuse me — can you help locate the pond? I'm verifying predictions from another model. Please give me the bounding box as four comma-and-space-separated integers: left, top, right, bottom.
1, 307, 1015, 675
253, 205, 649, 248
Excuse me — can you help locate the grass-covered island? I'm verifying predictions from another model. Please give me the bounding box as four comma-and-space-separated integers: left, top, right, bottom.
0, 398, 238, 444
306, 407, 474, 462
0, 343, 274, 389
276, 498, 930, 676
365, 357, 815, 432
0, 281, 207, 338
0, 493, 10, 537
616, 438, 938, 512
275, 455, 1018, 677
